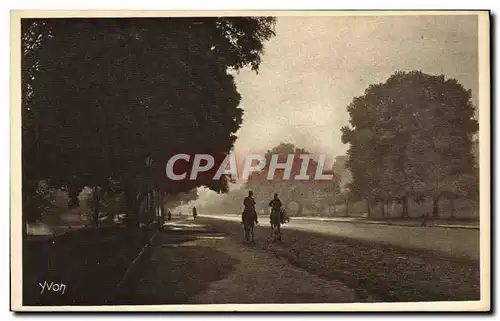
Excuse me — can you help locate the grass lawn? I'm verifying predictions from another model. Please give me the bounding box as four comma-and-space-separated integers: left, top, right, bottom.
23, 226, 155, 306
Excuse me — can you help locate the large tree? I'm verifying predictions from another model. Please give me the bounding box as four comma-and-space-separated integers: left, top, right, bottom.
342, 70, 478, 218
21, 17, 276, 230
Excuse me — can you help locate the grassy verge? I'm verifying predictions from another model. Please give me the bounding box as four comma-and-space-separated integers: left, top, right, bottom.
23, 226, 155, 306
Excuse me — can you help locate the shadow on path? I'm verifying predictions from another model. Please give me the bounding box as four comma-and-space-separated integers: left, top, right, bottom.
113, 223, 239, 305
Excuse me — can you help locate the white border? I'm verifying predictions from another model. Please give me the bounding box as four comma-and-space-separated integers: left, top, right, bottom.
6, 7, 492, 314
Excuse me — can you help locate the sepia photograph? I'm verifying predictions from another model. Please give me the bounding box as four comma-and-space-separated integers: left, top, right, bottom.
10, 10, 490, 312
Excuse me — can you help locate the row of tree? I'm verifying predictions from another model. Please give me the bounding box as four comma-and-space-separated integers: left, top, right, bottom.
22, 17, 276, 235
243, 71, 479, 219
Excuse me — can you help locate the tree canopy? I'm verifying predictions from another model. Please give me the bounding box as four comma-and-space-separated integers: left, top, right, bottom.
341, 70, 478, 217
21, 17, 276, 225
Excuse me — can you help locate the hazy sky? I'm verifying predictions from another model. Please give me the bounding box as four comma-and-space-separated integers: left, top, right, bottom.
192, 14, 479, 209
232, 14, 479, 158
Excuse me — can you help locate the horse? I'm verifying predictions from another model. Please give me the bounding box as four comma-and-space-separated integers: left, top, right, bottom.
242, 209, 258, 243
270, 209, 282, 242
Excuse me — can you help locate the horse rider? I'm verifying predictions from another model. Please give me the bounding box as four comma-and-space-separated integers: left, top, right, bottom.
269, 193, 282, 222
269, 193, 283, 240
242, 190, 258, 241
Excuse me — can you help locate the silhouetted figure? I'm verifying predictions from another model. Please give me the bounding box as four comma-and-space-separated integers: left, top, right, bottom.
421, 212, 429, 227
242, 191, 258, 242
192, 206, 198, 220
167, 211, 172, 221
269, 193, 282, 241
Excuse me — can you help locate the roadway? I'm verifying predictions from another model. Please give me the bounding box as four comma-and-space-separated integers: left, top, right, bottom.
201, 214, 480, 260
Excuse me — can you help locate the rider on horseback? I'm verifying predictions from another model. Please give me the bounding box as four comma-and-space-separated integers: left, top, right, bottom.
269, 193, 282, 224
242, 191, 258, 241
269, 193, 283, 241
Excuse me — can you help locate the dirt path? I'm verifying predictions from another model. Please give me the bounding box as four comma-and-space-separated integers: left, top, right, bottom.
189, 234, 359, 304
118, 219, 361, 305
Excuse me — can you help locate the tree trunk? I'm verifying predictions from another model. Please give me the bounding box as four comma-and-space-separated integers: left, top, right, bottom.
149, 189, 153, 223
162, 192, 166, 224
105, 194, 114, 225
22, 184, 32, 241
401, 195, 409, 218
155, 188, 160, 224
366, 199, 371, 218
22, 210, 28, 288
450, 198, 455, 219
158, 190, 162, 221
158, 191, 163, 225
22, 210, 28, 244
149, 189, 154, 222
381, 202, 385, 217
92, 187, 100, 228
145, 187, 150, 222
344, 200, 349, 217
125, 187, 140, 229
432, 196, 440, 219
296, 202, 303, 216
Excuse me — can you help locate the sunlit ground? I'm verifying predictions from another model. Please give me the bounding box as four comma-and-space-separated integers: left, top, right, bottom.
27, 223, 53, 236
162, 221, 206, 228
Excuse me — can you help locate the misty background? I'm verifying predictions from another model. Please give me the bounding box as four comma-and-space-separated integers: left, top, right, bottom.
191, 15, 479, 212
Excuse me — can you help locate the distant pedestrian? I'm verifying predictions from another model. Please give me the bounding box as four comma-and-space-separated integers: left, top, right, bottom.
421, 212, 429, 227
167, 211, 172, 221
192, 206, 198, 220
